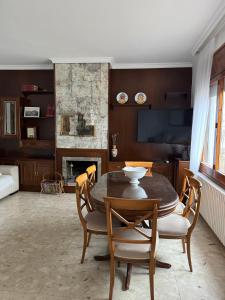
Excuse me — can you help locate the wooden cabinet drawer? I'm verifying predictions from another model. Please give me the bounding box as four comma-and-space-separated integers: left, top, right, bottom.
152, 162, 174, 184
174, 160, 190, 194
36, 160, 54, 185
108, 161, 125, 172
19, 159, 54, 191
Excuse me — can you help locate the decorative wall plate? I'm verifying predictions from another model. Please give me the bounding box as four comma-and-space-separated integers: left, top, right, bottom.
135, 92, 147, 104
116, 92, 128, 104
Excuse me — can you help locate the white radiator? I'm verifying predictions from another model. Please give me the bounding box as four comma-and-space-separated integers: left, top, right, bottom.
198, 174, 225, 246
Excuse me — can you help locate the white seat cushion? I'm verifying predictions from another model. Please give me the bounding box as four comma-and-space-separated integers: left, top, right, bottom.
0, 166, 19, 200
158, 213, 191, 237
85, 211, 120, 233
0, 175, 14, 191
174, 202, 185, 215
114, 228, 159, 260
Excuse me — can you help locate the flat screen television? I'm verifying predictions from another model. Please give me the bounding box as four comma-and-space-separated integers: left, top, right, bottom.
137, 109, 193, 145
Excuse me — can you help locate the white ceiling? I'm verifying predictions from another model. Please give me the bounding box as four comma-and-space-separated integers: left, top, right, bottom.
0, 0, 223, 66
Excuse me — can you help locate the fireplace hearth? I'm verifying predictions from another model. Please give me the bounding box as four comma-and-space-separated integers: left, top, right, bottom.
62, 156, 101, 186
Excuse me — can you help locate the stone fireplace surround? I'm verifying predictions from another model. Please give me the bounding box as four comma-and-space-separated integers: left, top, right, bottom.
56, 148, 108, 191
54, 63, 109, 191
62, 156, 101, 185
55, 63, 109, 150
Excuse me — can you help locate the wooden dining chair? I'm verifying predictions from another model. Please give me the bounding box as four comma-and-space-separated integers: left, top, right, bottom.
86, 164, 97, 210
86, 164, 96, 189
174, 168, 195, 215
125, 161, 153, 176
104, 196, 160, 300
157, 177, 202, 272
75, 173, 112, 263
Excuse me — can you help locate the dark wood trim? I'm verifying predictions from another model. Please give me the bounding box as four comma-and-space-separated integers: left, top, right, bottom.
199, 162, 225, 189
56, 148, 108, 176
0, 97, 20, 139
109, 68, 192, 162
213, 42, 225, 56
53, 64, 57, 177
210, 70, 225, 83
63, 185, 77, 193
19, 185, 41, 192
211, 43, 225, 81
0, 69, 55, 158
215, 79, 224, 169
20, 139, 55, 149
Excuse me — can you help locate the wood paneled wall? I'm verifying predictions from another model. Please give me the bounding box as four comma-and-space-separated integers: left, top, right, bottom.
0, 70, 54, 96
0, 70, 54, 157
109, 68, 192, 162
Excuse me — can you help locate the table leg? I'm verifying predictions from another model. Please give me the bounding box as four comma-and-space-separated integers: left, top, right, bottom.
156, 260, 171, 269
124, 263, 132, 290
94, 254, 110, 261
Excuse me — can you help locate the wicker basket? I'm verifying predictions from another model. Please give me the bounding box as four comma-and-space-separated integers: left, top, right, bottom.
41, 172, 64, 194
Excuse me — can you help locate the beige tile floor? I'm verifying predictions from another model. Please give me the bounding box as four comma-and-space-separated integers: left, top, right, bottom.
0, 192, 225, 300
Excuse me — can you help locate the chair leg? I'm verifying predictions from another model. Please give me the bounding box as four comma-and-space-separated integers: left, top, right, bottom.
149, 259, 155, 300
109, 258, 115, 300
124, 263, 132, 290
186, 237, 193, 272
182, 238, 186, 253
87, 232, 92, 247
81, 230, 88, 264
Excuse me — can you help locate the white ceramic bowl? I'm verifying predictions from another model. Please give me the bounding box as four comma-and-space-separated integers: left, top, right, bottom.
122, 185, 148, 198
122, 166, 147, 185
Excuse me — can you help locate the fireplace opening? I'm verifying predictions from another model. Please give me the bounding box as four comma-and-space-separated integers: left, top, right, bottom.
62, 156, 101, 186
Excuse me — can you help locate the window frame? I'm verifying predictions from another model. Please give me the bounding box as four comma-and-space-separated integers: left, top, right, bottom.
200, 78, 225, 189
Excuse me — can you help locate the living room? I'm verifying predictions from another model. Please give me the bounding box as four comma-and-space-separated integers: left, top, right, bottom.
0, 1, 225, 300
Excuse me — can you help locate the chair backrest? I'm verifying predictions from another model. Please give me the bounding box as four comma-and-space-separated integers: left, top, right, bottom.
179, 168, 194, 202
104, 197, 160, 260
75, 173, 93, 229
125, 161, 153, 176
184, 177, 202, 235
86, 164, 96, 188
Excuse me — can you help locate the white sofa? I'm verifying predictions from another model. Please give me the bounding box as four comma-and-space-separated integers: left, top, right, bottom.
0, 165, 19, 200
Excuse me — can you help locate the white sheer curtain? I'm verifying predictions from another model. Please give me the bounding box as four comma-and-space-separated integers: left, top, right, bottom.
190, 38, 215, 173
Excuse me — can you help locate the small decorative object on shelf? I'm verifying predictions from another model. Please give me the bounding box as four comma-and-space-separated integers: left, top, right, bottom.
21, 84, 39, 92
24, 107, 40, 118
135, 92, 147, 104
111, 145, 118, 158
46, 104, 55, 117
111, 133, 119, 158
116, 92, 128, 104
26, 127, 37, 139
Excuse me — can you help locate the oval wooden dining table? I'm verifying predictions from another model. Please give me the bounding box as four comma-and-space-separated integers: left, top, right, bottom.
90, 171, 179, 270
91, 171, 179, 218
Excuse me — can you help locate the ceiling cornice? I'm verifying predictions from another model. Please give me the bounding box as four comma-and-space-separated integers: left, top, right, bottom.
50, 57, 114, 64
50, 58, 192, 69
112, 62, 192, 69
0, 64, 53, 70
0, 61, 192, 70
192, 2, 225, 55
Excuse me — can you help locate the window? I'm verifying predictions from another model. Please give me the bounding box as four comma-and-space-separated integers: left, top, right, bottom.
202, 83, 218, 167
201, 78, 225, 187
